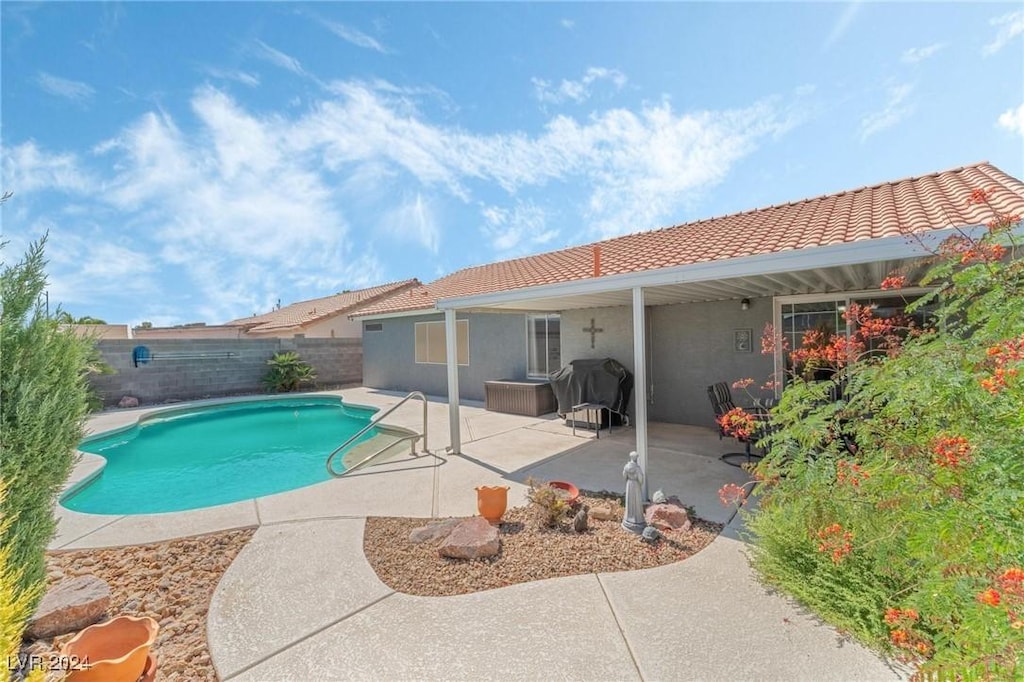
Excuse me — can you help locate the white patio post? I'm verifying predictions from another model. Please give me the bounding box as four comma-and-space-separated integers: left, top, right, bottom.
631, 286, 649, 500
444, 309, 461, 454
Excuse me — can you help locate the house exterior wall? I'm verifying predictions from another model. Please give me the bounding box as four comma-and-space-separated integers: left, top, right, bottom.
560, 297, 774, 427
90, 337, 362, 406
66, 324, 132, 340
134, 325, 245, 339
648, 297, 774, 427
302, 315, 363, 338
361, 312, 527, 402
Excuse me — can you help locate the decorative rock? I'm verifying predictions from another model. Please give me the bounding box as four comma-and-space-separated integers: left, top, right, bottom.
644, 501, 692, 532
651, 489, 668, 504
572, 506, 589, 533
117, 395, 139, 409
438, 517, 500, 560
26, 575, 110, 639
641, 525, 662, 544
590, 504, 616, 521
409, 518, 462, 544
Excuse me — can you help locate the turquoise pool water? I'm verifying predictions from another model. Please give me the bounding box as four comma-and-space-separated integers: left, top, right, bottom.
62, 397, 378, 515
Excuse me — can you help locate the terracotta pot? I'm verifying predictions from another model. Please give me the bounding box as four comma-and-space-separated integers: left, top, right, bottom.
60, 615, 159, 682
139, 653, 157, 682
475, 485, 509, 524
548, 481, 580, 506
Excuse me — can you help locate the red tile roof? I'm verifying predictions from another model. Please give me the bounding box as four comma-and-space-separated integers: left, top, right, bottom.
353, 162, 1024, 317
228, 279, 420, 332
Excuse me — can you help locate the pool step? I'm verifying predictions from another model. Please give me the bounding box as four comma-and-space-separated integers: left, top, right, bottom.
338, 425, 421, 471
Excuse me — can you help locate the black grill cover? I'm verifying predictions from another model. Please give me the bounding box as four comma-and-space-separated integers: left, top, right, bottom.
549, 358, 633, 417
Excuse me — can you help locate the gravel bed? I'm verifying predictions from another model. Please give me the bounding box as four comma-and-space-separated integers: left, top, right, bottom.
27, 527, 254, 681
364, 493, 722, 596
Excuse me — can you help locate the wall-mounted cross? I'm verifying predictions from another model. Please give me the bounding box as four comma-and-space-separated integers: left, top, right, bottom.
582, 318, 604, 349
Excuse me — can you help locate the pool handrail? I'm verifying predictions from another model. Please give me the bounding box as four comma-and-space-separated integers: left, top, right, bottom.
326, 391, 428, 477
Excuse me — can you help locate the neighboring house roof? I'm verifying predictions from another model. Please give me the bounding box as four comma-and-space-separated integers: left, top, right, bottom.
228, 280, 420, 333
354, 162, 1024, 317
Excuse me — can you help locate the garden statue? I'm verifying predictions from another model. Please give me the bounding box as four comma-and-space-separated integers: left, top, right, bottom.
651, 489, 667, 504
641, 525, 662, 544
573, 505, 589, 533
622, 451, 646, 534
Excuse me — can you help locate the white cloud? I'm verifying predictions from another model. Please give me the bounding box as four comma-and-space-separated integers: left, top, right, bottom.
823, 1, 862, 50
6, 79, 811, 321
560, 19, 575, 30
533, 67, 627, 105
36, 72, 95, 102
379, 194, 439, 253
901, 43, 946, 64
2, 141, 92, 194
983, 10, 1024, 56
860, 83, 914, 141
480, 202, 557, 253
251, 40, 306, 76
291, 81, 808, 238
202, 66, 260, 87
998, 102, 1024, 136
314, 16, 389, 53
42, 229, 159, 308
90, 86, 350, 320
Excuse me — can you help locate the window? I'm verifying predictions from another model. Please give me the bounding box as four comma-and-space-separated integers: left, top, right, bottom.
527, 313, 561, 378
364, 322, 383, 333
775, 290, 935, 386
414, 320, 468, 365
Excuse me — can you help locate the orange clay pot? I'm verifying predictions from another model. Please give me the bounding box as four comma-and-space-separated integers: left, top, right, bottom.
60, 615, 159, 682
475, 485, 510, 524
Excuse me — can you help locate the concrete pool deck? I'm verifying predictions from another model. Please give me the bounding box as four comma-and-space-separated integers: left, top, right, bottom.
52, 388, 907, 680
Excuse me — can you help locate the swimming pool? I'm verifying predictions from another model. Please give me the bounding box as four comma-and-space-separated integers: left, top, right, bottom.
62, 397, 381, 515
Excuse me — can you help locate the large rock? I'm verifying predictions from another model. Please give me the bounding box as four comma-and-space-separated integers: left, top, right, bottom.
26, 575, 110, 639
117, 395, 139, 409
409, 518, 462, 544
438, 517, 500, 560
644, 500, 691, 532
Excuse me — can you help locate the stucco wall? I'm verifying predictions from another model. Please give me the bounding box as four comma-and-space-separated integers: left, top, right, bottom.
361, 312, 528, 402
90, 337, 362, 406
648, 297, 774, 427
304, 315, 362, 338
560, 297, 774, 427
134, 325, 246, 339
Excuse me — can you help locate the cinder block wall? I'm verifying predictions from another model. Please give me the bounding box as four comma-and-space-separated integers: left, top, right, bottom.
90, 337, 362, 406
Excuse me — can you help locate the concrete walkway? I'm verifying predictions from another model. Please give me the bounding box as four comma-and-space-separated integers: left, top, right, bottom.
207, 514, 906, 681
54, 389, 906, 680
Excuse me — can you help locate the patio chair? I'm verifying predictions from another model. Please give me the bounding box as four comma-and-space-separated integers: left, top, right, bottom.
707, 382, 768, 468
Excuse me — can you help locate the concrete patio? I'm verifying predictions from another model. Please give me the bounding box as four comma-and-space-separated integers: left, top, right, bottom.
51, 387, 753, 550
51, 388, 907, 680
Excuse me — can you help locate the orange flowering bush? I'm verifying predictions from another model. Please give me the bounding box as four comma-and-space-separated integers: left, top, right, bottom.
744, 190, 1023, 678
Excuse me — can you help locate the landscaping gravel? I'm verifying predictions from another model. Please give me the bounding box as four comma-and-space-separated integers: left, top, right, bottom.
28, 527, 254, 681
364, 493, 722, 597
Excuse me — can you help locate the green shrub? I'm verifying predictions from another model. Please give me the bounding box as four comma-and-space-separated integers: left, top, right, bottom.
0, 480, 46, 682
262, 351, 317, 392
728, 192, 1023, 678
0, 237, 93, 613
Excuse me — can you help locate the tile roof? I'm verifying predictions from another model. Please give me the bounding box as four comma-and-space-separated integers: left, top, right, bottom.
353, 162, 1024, 317
228, 279, 420, 332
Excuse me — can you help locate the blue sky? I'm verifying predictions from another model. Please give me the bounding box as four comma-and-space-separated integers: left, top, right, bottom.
3, 2, 1023, 326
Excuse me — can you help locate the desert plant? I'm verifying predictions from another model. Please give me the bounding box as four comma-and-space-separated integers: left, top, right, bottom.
262, 351, 317, 392
0, 480, 46, 682
525, 477, 570, 528
724, 190, 1024, 678
0, 236, 93, 614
